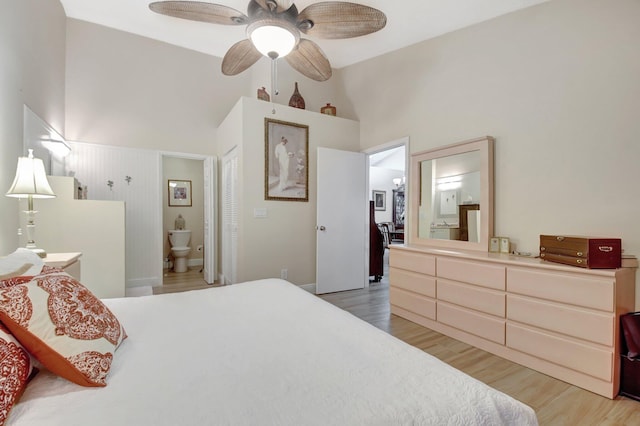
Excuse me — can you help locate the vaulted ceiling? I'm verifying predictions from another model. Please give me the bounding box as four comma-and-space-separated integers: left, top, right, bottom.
58, 0, 549, 69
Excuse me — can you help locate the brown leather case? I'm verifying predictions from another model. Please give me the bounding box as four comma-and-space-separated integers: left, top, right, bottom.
539, 235, 622, 269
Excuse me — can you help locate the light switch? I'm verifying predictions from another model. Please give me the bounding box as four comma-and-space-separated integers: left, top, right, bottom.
253, 208, 267, 218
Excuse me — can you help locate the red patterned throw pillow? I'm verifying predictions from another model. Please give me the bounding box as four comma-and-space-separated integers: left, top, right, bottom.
0, 270, 126, 387
0, 323, 34, 425
0, 265, 64, 289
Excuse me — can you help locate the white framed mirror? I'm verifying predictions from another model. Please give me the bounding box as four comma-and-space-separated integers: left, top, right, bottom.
409, 136, 494, 252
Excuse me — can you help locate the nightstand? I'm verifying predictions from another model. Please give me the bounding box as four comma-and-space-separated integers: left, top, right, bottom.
43, 252, 82, 280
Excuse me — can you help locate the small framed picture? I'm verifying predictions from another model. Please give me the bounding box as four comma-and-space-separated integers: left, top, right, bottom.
168, 179, 192, 207
500, 237, 511, 254
489, 237, 500, 253
372, 190, 386, 211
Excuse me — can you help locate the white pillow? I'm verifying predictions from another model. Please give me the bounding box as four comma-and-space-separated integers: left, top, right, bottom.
0, 248, 44, 276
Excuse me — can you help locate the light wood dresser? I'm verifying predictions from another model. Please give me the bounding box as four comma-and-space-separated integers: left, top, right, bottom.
389, 245, 637, 398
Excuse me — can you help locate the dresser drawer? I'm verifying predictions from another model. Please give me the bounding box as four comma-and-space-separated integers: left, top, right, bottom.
438, 279, 505, 317
507, 267, 614, 312
390, 287, 436, 320
507, 295, 614, 346
390, 267, 436, 298
506, 323, 612, 381
390, 250, 436, 276
437, 258, 505, 290
438, 301, 505, 344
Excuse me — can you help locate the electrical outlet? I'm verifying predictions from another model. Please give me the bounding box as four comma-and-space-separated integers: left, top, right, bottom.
280, 269, 288, 280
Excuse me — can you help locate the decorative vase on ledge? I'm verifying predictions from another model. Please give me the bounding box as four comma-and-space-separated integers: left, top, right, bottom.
257, 87, 270, 102
288, 82, 305, 109
321, 103, 336, 116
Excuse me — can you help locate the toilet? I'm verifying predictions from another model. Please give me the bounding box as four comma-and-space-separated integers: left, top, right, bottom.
168, 230, 191, 273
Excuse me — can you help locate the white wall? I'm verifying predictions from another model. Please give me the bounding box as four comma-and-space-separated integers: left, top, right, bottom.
64, 18, 348, 286
369, 167, 402, 224
65, 142, 162, 289
53, 0, 640, 307
248, 58, 346, 117
64, 18, 345, 153
23, 176, 126, 298
0, 0, 66, 256
64, 18, 229, 154
217, 97, 360, 285
339, 0, 640, 306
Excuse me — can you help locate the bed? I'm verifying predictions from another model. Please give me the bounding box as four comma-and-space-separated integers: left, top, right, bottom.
1, 252, 537, 425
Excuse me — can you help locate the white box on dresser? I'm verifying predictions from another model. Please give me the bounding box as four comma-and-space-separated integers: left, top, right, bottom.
389, 245, 637, 399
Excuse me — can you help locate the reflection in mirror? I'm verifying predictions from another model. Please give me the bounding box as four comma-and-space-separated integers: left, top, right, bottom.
418, 151, 480, 240
23, 105, 68, 176
409, 136, 494, 252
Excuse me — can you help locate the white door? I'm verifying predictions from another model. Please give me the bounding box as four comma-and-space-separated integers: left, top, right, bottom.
221, 148, 238, 285
316, 147, 367, 294
203, 156, 216, 284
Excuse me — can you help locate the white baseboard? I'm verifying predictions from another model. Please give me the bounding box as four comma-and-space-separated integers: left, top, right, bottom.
188, 258, 203, 267
125, 286, 153, 297
127, 277, 162, 288
299, 283, 316, 294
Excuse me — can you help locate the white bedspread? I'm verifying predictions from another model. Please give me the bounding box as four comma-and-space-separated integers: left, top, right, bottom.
8, 279, 537, 425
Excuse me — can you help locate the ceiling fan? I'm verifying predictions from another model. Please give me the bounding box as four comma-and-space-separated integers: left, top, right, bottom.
149, 0, 386, 81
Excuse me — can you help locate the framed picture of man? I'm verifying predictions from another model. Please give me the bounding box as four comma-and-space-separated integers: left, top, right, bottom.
265, 118, 309, 202
373, 190, 386, 211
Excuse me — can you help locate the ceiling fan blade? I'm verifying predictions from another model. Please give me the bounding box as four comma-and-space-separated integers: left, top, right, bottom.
285, 39, 332, 82
253, 0, 293, 14
149, 1, 248, 25
221, 39, 263, 76
297, 2, 386, 39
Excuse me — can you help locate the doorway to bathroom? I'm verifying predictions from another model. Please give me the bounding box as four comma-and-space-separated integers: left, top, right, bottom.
161, 153, 216, 286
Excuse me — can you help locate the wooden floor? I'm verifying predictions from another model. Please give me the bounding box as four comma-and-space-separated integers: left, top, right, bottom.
158, 264, 640, 425
155, 267, 218, 295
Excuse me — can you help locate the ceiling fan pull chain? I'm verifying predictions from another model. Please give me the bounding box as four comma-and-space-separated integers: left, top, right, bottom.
271, 57, 279, 114
271, 57, 279, 96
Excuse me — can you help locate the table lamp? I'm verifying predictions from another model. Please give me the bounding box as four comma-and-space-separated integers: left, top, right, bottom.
5, 149, 56, 257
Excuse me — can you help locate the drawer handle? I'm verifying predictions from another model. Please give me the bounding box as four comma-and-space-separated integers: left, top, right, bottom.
576, 251, 583, 257
556, 236, 565, 241
598, 246, 613, 252
576, 259, 583, 264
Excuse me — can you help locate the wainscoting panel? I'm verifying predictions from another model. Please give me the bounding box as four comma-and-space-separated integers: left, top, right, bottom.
66, 142, 162, 288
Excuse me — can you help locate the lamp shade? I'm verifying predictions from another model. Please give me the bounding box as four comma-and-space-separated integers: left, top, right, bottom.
6, 149, 55, 198
248, 19, 299, 59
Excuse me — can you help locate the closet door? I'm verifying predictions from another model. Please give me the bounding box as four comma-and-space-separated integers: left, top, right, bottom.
222, 147, 238, 285
203, 156, 216, 284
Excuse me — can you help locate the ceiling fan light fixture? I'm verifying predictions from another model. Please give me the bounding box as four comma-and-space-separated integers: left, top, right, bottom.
248, 19, 299, 59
